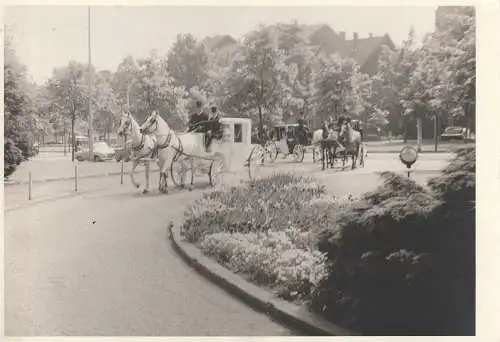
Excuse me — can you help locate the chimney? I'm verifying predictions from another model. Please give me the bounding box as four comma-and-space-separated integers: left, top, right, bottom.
353, 32, 358, 40
339, 31, 346, 40
369, 32, 373, 38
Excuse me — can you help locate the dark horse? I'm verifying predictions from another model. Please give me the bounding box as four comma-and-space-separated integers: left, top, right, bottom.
320, 121, 340, 170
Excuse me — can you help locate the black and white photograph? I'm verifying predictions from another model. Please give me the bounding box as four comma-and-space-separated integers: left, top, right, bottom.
4, 3, 480, 336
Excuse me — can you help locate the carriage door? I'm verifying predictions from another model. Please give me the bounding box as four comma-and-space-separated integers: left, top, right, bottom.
219, 121, 234, 170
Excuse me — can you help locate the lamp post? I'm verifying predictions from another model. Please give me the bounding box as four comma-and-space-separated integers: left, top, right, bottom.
87, 6, 94, 161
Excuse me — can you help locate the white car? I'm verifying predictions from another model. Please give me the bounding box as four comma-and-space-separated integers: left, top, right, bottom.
75, 141, 115, 162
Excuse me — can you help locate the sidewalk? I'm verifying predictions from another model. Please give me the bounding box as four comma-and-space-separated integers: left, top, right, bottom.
365, 140, 474, 153
5, 155, 160, 185
4, 173, 156, 210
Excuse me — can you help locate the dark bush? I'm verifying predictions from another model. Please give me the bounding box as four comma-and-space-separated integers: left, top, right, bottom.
4, 138, 24, 178
311, 148, 475, 335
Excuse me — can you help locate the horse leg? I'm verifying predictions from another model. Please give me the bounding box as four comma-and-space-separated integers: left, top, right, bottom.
187, 158, 195, 191
129, 159, 141, 189
143, 160, 151, 194
158, 157, 168, 194
321, 145, 325, 170
352, 143, 360, 169
329, 146, 334, 168
332, 146, 336, 168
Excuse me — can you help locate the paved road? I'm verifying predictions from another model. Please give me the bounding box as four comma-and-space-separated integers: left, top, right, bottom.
4, 153, 450, 336
256, 152, 451, 196
5, 182, 295, 336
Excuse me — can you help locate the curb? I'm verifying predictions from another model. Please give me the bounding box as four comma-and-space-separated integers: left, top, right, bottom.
168, 224, 359, 336
5, 169, 161, 186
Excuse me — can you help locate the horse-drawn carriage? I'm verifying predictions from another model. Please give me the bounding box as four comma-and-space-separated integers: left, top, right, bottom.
264, 124, 309, 163
311, 119, 366, 170
169, 117, 265, 188
117, 111, 266, 193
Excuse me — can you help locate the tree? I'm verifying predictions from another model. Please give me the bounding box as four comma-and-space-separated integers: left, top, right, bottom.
46, 61, 90, 161
112, 55, 139, 110
221, 26, 286, 135
128, 51, 188, 129
167, 33, 209, 91
93, 71, 120, 141
432, 8, 476, 137
313, 54, 356, 122
276, 22, 319, 122
4, 32, 38, 176
374, 27, 420, 141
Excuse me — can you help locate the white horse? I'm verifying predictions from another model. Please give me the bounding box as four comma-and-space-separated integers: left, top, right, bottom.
339, 121, 364, 170
139, 111, 205, 192
116, 112, 156, 193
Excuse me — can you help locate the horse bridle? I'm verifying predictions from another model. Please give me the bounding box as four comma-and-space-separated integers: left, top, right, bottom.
142, 114, 174, 151
141, 115, 158, 135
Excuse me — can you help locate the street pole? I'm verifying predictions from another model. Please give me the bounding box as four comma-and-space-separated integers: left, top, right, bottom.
434, 113, 439, 152
88, 6, 94, 161
63, 123, 67, 156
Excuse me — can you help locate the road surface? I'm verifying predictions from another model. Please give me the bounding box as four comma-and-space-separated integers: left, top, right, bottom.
5, 181, 296, 336
5, 153, 451, 335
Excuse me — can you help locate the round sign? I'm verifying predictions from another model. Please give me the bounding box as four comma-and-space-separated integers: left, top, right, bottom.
399, 146, 418, 168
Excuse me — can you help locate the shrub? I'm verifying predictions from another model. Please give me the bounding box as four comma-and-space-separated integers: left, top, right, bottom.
4, 138, 24, 178
200, 228, 328, 301
311, 149, 476, 335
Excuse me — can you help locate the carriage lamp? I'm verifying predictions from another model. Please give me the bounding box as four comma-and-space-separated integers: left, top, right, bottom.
399, 146, 418, 178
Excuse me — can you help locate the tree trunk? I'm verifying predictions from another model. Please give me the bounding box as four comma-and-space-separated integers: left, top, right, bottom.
63, 124, 67, 156
403, 117, 409, 143
71, 114, 75, 162
258, 105, 264, 142
416, 116, 422, 152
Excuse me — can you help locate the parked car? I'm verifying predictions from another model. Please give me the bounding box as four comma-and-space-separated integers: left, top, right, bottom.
75, 141, 115, 162
114, 140, 133, 162
440, 126, 473, 141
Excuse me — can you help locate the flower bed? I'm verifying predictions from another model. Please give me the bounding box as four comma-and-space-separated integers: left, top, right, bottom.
180, 173, 356, 302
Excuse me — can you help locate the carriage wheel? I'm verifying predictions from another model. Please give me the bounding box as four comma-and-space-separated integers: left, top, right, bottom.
209, 156, 224, 187
247, 145, 265, 181
170, 155, 193, 188
264, 140, 278, 162
292, 144, 305, 163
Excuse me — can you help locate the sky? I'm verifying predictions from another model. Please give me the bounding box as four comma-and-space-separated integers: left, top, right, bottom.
5, 5, 437, 84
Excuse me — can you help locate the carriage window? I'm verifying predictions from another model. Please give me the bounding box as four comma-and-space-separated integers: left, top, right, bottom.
234, 123, 243, 143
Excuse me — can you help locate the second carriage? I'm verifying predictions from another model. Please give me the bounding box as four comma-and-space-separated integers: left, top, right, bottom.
264, 124, 312, 163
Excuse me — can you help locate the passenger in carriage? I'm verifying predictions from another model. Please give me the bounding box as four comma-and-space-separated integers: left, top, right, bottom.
187, 100, 209, 133
296, 112, 308, 145
205, 105, 223, 152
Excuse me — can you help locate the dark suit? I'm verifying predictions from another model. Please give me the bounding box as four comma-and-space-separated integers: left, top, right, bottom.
188, 112, 209, 132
